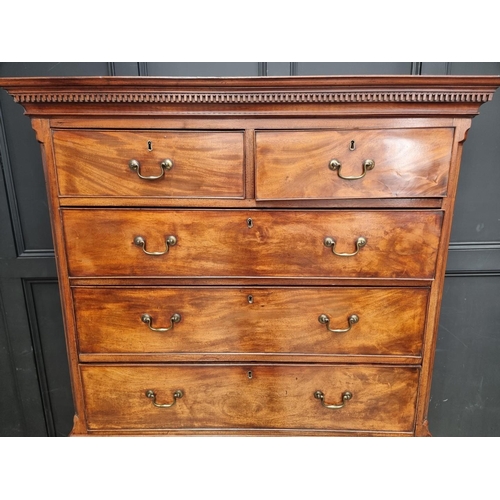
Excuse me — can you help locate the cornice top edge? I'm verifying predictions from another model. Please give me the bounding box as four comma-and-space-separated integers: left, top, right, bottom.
2, 75, 500, 95
1, 75, 500, 87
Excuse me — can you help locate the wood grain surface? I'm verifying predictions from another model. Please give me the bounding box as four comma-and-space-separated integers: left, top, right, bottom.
74, 286, 428, 357
256, 128, 453, 200
80, 364, 419, 432
62, 209, 443, 279
53, 130, 245, 198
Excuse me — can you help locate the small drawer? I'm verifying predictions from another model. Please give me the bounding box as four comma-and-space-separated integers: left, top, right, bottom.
80, 364, 419, 432
255, 128, 453, 200
63, 209, 442, 279
74, 286, 428, 357
53, 129, 245, 198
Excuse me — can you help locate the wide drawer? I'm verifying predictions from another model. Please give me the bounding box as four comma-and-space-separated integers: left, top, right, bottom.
255, 128, 453, 200
63, 209, 442, 279
74, 287, 428, 357
53, 130, 245, 198
80, 364, 419, 432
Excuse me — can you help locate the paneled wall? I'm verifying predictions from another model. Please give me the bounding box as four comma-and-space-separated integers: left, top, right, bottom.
1, 62, 499, 436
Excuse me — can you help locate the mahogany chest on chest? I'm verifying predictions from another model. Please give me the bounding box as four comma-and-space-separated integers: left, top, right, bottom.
2, 75, 499, 436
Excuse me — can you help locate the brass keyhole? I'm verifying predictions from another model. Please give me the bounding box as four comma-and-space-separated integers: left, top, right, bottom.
247, 218, 253, 228
248, 371, 253, 379
147, 140, 153, 151
247, 294, 254, 304
350, 140, 356, 151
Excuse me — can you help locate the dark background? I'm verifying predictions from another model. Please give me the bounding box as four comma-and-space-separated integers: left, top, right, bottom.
1, 62, 499, 436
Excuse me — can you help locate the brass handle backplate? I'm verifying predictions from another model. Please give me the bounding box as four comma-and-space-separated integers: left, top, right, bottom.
134, 235, 177, 256
329, 158, 375, 180
314, 390, 352, 409
145, 389, 183, 408
141, 313, 181, 332
318, 313, 359, 333
129, 158, 173, 180
324, 236, 366, 257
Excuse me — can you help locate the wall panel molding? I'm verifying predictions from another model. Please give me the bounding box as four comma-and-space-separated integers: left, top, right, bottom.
0, 103, 24, 257
0, 277, 46, 436
0, 99, 54, 258
447, 241, 500, 275
0, 285, 26, 435
22, 278, 72, 437
138, 62, 149, 76
411, 62, 422, 75
18, 250, 56, 259
22, 279, 55, 436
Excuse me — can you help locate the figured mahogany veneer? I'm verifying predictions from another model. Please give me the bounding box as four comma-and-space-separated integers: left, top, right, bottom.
255, 128, 453, 200
80, 364, 420, 433
74, 286, 428, 358
2, 75, 499, 436
53, 130, 245, 198
62, 209, 442, 279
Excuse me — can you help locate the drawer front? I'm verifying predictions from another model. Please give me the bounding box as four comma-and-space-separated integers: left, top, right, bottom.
53, 130, 245, 198
74, 287, 428, 356
63, 209, 442, 279
81, 364, 419, 432
255, 128, 453, 200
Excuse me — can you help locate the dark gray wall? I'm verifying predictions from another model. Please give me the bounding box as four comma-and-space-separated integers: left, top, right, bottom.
0, 62, 498, 436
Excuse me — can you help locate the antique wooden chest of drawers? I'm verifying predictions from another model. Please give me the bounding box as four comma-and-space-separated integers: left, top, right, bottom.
2, 75, 499, 436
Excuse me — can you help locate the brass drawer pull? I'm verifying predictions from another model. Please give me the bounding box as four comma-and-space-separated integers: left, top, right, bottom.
141, 313, 181, 332
318, 313, 359, 333
314, 390, 352, 409
145, 389, 183, 408
129, 158, 173, 180
329, 158, 375, 180
134, 235, 177, 256
324, 236, 366, 257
